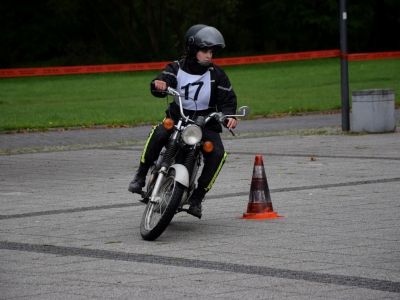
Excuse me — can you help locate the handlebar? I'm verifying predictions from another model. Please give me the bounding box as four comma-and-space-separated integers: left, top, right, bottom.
154, 86, 250, 135
163, 87, 229, 127
166, 87, 189, 123
153, 87, 191, 123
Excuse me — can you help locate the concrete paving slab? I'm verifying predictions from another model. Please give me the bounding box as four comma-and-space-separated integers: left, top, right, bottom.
1, 112, 400, 299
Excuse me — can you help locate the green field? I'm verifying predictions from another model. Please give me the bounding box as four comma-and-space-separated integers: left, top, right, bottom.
0, 58, 399, 131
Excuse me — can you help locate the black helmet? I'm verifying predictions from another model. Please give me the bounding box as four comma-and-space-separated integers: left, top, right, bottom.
185, 24, 225, 58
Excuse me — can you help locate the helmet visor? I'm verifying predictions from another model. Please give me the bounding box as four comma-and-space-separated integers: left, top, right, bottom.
193, 26, 225, 49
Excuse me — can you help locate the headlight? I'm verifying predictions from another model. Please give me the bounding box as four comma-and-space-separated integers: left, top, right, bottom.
181, 124, 202, 145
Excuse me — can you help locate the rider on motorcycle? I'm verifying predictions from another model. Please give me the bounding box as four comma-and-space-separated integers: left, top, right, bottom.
128, 24, 238, 219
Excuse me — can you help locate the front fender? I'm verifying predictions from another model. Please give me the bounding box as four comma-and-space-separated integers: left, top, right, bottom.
168, 164, 189, 187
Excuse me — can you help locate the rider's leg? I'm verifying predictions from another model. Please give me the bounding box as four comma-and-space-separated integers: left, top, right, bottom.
128, 162, 152, 193
128, 123, 172, 193
187, 129, 227, 218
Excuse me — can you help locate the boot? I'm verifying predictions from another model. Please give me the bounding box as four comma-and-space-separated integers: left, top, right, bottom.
187, 188, 206, 219
128, 163, 150, 194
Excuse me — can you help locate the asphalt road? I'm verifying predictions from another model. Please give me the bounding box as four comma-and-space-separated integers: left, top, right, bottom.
1, 110, 400, 299
2, 109, 399, 151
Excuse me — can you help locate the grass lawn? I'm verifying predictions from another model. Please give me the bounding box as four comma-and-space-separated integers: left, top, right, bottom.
0, 58, 399, 131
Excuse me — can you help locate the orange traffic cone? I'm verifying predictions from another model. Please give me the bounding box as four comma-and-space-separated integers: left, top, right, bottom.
238, 155, 283, 220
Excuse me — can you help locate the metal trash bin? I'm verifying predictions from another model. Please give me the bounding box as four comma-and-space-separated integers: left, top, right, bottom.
352, 89, 396, 133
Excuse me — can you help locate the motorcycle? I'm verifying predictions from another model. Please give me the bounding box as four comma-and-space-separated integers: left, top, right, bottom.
139, 87, 250, 241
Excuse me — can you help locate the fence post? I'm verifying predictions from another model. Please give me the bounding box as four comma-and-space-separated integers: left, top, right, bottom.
340, 0, 350, 132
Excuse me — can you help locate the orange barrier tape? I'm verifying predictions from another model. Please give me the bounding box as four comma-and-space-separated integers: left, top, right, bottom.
0, 61, 171, 78
0, 50, 398, 78
348, 51, 400, 61
213, 50, 340, 66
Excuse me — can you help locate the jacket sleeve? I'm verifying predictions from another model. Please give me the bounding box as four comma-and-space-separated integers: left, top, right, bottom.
214, 66, 237, 117
150, 62, 179, 98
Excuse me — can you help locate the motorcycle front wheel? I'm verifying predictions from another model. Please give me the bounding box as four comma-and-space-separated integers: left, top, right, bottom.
140, 175, 184, 241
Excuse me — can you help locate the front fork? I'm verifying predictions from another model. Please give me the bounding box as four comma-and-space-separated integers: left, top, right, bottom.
146, 129, 180, 205
149, 167, 167, 205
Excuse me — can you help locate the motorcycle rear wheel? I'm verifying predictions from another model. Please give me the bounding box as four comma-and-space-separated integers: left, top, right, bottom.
140, 176, 184, 241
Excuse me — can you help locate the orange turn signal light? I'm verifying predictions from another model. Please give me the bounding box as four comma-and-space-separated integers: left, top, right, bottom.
163, 118, 174, 130
203, 141, 214, 153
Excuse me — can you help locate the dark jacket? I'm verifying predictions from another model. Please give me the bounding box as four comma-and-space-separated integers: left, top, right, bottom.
150, 57, 237, 132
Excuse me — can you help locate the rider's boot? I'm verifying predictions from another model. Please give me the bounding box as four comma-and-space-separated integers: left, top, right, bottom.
128, 163, 151, 194
187, 188, 206, 219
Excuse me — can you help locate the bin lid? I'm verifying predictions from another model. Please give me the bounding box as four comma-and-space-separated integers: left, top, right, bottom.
352, 89, 394, 96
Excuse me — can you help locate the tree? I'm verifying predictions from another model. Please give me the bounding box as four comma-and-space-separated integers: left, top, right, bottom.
0, 0, 398, 68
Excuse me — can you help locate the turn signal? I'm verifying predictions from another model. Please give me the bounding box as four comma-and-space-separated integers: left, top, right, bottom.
163, 118, 174, 130
203, 141, 214, 153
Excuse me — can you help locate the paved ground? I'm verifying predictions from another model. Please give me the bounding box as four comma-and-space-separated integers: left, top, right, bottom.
1, 111, 400, 299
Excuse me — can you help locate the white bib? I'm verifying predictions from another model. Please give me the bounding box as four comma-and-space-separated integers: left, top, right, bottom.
176, 69, 211, 111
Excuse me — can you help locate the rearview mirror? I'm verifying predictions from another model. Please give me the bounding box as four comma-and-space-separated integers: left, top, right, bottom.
237, 106, 251, 118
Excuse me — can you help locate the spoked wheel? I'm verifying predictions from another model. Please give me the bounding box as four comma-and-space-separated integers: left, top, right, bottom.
140, 176, 184, 241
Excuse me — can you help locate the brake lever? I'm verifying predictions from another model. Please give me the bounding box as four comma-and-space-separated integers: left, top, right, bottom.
223, 118, 235, 136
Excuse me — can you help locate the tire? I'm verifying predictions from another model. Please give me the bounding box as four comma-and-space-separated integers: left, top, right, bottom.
140, 176, 184, 241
